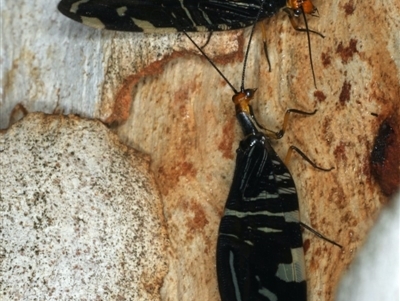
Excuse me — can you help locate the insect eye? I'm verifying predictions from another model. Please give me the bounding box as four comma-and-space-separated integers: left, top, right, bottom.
244, 89, 257, 99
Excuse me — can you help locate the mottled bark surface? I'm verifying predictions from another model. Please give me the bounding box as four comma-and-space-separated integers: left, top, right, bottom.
1, 0, 399, 300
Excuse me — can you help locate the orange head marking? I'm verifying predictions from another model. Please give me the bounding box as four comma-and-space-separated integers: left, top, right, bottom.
232, 89, 257, 114
301, 0, 316, 14
287, 0, 316, 16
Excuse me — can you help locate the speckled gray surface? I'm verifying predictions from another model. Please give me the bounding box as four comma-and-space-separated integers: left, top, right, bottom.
0, 113, 168, 300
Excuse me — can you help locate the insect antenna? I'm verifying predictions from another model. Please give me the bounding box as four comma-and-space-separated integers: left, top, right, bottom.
239, 2, 265, 92
184, 21, 259, 94
183, 32, 238, 94
301, 7, 318, 89
284, 3, 324, 89
184, 0, 266, 94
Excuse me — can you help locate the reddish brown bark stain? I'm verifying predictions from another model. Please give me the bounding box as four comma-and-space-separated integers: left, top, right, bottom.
313, 247, 322, 258
185, 201, 209, 233
339, 80, 351, 104
303, 239, 311, 254
344, 1, 356, 16
106, 36, 245, 126
105, 54, 178, 126
336, 39, 358, 64
321, 52, 331, 67
157, 161, 198, 196
370, 115, 400, 197
218, 116, 235, 160
314, 90, 327, 102
333, 142, 347, 162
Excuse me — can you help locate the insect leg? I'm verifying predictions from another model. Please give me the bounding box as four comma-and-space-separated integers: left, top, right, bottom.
260, 23, 272, 72
184, 31, 238, 94
200, 31, 214, 49
283, 7, 324, 38
300, 222, 342, 248
284, 7, 324, 88
285, 145, 334, 171
263, 108, 317, 139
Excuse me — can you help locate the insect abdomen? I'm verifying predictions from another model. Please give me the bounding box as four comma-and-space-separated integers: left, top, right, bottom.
217, 134, 307, 301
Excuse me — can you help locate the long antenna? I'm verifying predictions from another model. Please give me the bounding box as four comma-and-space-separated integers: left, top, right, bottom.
301, 8, 318, 89
184, 0, 266, 95
240, 0, 266, 92
184, 32, 238, 94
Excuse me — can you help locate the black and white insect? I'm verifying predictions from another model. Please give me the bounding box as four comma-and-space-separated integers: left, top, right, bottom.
58, 0, 323, 87
185, 15, 339, 301
57, 0, 317, 33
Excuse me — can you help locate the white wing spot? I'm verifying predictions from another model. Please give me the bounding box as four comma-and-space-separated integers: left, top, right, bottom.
218, 24, 230, 30
276, 172, 291, 181
275, 247, 306, 282
246, 191, 279, 201
224, 208, 299, 224
256, 276, 278, 301
70, 0, 90, 13
256, 227, 282, 233
81, 16, 105, 29
283, 210, 300, 223
219, 233, 239, 240
131, 18, 177, 33
178, 0, 196, 27
116, 6, 128, 16
224, 208, 283, 218
272, 160, 281, 165
229, 251, 243, 301
278, 187, 296, 194
194, 26, 209, 32
244, 240, 254, 246
198, 7, 213, 25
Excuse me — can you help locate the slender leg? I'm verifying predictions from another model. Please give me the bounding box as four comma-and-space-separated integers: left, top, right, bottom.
284, 145, 334, 171
200, 31, 213, 49
283, 7, 324, 38
250, 107, 332, 171
300, 222, 342, 248
265, 108, 317, 139
260, 22, 272, 72
283, 7, 324, 88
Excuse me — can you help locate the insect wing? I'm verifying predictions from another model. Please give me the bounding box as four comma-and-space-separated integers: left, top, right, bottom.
57, 0, 286, 32
58, 0, 176, 31
217, 134, 306, 301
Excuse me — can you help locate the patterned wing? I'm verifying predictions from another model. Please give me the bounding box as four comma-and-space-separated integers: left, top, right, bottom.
216, 133, 307, 301
57, 0, 286, 32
